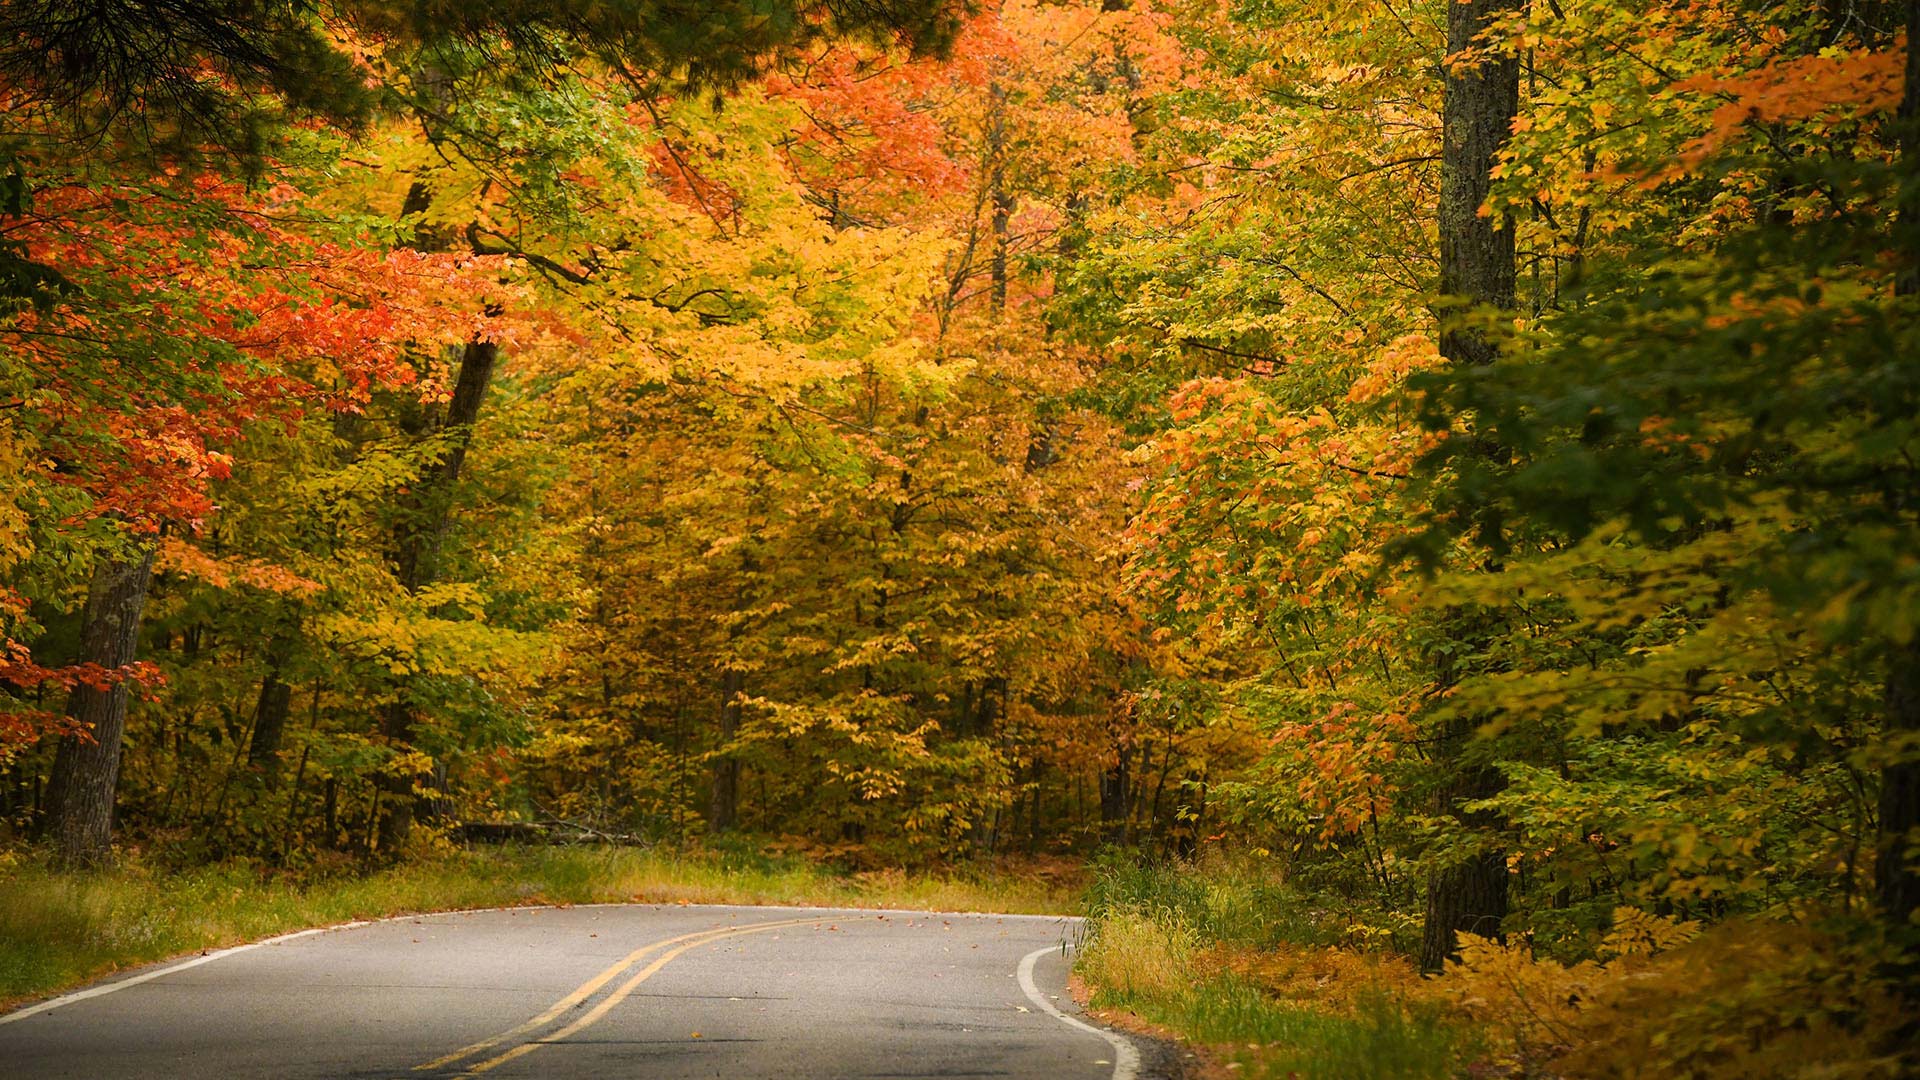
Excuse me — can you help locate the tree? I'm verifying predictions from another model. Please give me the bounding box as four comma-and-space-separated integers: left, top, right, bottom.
0, 0, 373, 174
42, 545, 156, 865
1418, 0, 1522, 974
0, 0, 974, 859
1878, 0, 1920, 962
0, 147, 513, 861
1400, 0, 1919, 1032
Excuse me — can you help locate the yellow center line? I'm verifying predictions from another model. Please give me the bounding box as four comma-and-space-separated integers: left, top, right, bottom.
413, 915, 835, 1075
452, 915, 856, 1078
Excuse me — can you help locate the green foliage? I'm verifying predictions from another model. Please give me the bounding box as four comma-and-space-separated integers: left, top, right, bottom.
1081, 856, 1475, 1076
0, 0, 376, 172
1147, 982, 1472, 1080
1084, 852, 1343, 950
1080, 857, 1475, 1078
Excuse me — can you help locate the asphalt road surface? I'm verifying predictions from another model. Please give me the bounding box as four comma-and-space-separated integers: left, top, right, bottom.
0, 904, 1147, 1079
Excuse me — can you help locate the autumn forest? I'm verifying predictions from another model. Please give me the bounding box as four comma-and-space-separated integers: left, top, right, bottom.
0, 0, 1916, 1075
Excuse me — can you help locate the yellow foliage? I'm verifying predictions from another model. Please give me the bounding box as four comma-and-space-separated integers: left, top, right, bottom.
1444, 911, 1907, 1079
385, 750, 437, 779
1598, 905, 1699, 960
1212, 940, 1431, 1016
0, 418, 33, 576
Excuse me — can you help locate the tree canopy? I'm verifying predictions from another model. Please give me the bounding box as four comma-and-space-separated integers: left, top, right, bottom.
2, 0, 1917, 1073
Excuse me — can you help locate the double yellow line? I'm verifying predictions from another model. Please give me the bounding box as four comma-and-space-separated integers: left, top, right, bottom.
415, 914, 842, 1077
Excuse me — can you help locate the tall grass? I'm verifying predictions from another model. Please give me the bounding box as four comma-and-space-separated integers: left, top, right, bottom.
1083, 853, 1339, 949
1120, 979, 1474, 1080
1076, 908, 1200, 998
0, 844, 1081, 1008
1078, 852, 1476, 1079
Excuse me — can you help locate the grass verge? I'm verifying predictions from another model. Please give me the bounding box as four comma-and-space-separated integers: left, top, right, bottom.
1077, 856, 1479, 1080
1094, 976, 1472, 1080
1075, 855, 1913, 1079
0, 842, 1083, 1010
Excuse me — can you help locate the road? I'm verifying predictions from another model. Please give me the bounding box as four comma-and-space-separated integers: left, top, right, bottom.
0, 903, 1149, 1079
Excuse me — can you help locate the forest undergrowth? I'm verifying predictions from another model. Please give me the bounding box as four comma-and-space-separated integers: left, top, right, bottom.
1077, 857, 1911, 1080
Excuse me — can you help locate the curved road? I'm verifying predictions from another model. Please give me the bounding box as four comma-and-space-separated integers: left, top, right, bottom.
0, 904, 1147, 1079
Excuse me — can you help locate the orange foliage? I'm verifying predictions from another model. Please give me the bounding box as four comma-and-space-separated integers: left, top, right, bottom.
1675, 44, 1906, 163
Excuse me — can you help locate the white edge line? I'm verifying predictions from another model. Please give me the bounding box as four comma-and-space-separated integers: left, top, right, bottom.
1018, 944, 1140, 1080
0, 922, 368, 1026
0, 901, 1083, 1026
0, 903, 582, 1026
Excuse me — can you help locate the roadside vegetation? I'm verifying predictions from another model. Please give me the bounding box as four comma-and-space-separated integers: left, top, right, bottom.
1076, 857, 1909, 1080
1076, 857, 1474, 1079
0, 0, 1916, 1077
0, 842, 1081, 1010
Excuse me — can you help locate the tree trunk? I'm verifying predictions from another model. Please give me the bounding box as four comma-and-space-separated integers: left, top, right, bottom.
1420, 0, 1521, 972
245, 632, 295, 782
1099, 743, 1131, 846
394, 339, 498, 593
44, 544, 158, 866
987, 82, 1013, 316
374, 700, 418, 853
1881, 642, 1919, 927
322, 776, 339, 845
1423, 846, 1509, 962
1436, 0, 1520, 364
1420, 714, 1512, 971
1876, 0, 1920, 970
708, 666, 743, 833
379, 337, 500, 852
